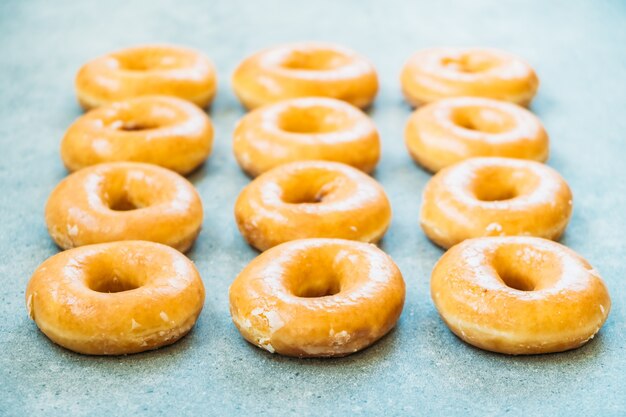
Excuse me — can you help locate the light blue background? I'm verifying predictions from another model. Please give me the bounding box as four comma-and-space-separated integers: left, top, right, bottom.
1, 0, 625, 415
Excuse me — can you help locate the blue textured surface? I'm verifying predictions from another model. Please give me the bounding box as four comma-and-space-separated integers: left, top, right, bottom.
1, 0, 625, 416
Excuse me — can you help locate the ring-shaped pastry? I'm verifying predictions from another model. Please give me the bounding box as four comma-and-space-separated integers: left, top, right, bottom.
26, 241, 205, 355
61, 96, 213, 175
229, 238, 405, 357
420, 157, 572, 249
45, 162, 203, 252
405, 97, 548, 172
233, 97, 380, 177
232, 42, 378, 109
401, 47, 539, 107
76, 44, 217, 109
235, 161, 392, 251
431, 236, 611, 354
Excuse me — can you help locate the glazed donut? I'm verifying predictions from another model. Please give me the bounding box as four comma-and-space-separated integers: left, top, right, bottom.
233, 97, 380, 177
26, 241, 205, 355
431, 236, 611, 354
232, 42, 378, 109
420, 157, 572, 249
61, 96, 213, 175
234, 161, 391, 251
405, 97, 549, 172
401, 47, 539, 107
76, 44, 217, 109
45, 162, 203, 252
229, 238, 405, 357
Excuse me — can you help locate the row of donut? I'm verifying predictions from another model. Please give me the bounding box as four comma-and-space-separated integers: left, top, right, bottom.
26, 42, 610, 358
59, 42, 587, 256
398, 47, 611, 356
51, 42, 549, 250
74, 43, 537, 110
28, 42, 390, 357
65, 43, 547, 176
28, 44, 218, 356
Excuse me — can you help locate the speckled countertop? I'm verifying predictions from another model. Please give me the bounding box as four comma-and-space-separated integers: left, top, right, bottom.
1, 0, 625, 415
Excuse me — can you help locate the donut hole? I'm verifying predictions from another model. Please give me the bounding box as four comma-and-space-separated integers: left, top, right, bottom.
281, 49, 350, 71
85, 263, 143, 293
473, 183, 518, 202
100, 169, 167, 211
452, 107, 516, 134
284, 244, 370, 299
280, 172, 339, 204
115, 49, 189, 71
113, 120, 162, 132
88, 274, 140, 293
278, 106, 349, 134
494, 264, 535, 291
107, 192, 142, 211
493, 244, 562, 291
471, 166, 539, 202
293, 271, 342, 298
287, 252, 343, 298
441, 53, 496, 73
103, 101, 183, 132
284, 189, 325, 204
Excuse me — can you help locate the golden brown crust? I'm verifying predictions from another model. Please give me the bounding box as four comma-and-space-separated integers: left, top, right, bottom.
420, 157, 572, 249
405, 97, 549, 172
232, 43, 378, 109
45, 162, 203, 252
26, 241, 205, 355
233, 97, 380, 177
75, 44, 217, 109
229, 238, 405, 357
430, 236, 611, 354
61, 96, 213, 175
400, 47, 539, 107
234, 161, 392, 251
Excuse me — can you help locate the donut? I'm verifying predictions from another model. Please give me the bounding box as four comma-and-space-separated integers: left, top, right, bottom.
233, 97, 380, 177
420, 157, 572, 249
405, 97, 549, 172
61, 96, 213, 175
45, 162, 203, 252
431, 236, 611, 354
400, 47, 539, 107
26, 241, 205, 355
229, 238, 405, 357
234, 161, 392, 251
232, 42, 378, 109
76, 44, 217, 109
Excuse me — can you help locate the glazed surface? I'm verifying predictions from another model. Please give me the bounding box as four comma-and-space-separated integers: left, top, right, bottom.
431, 236, 611, 354
420, 157, 572, 248
235, 161, 392, 251
45, 162, 203, 252
4, 1, 625, 414
401, 47, 539, 106
233, 97, 380, 176
229, 238, 405, 357
26, 241, 205, 355
405, 97, 549, 172
76, 44, 217, 109
62, 95, 213, 174
232, 42, 378, 109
